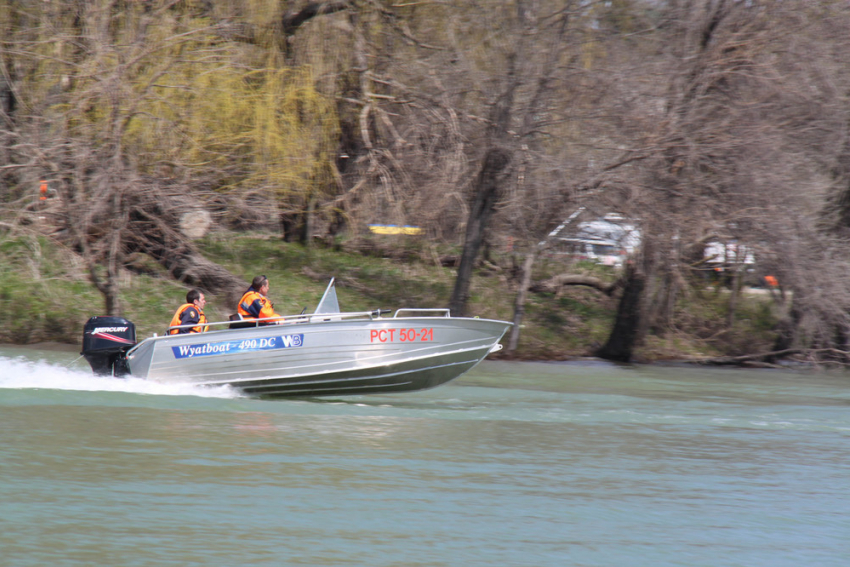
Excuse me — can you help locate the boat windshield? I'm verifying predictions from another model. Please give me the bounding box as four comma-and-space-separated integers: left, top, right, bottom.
314, 278, 341, 314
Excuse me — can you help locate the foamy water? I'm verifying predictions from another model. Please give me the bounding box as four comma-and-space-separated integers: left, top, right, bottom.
0, 356, 242, 399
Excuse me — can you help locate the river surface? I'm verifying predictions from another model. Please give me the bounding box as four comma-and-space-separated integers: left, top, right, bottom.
1, 345, 849, 567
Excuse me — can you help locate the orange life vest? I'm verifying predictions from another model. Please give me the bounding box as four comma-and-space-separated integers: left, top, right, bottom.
169, 303, 208, 335
237, 289, 281, 324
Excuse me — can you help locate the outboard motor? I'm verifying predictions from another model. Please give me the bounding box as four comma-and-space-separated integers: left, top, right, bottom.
81, 316, 136, 377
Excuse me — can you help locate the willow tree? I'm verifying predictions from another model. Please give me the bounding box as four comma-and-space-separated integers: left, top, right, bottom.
134, 62, 339, 240
0, 0, 347, 311
0, 0, 205, 313
200, 0, 348, 242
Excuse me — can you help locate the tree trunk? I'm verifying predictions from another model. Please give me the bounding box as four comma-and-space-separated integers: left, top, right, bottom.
304, 192, 316, 248
123, 187, 248, 305
280, 212, 300, 243
104, 232, 122, 315
83, 228, 123, 316
158, 248, 248, 306
507, 247, 538, 354
103, 277, 120, 315
128, 231, 247, 307
448, 147, 511, 315
529, 274, 621, 296
597, 263, 645, 362
771, 301, 802, 355
726, 267, 741, 328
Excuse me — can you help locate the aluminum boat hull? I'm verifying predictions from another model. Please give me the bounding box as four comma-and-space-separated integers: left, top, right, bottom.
124, 315, 511, 398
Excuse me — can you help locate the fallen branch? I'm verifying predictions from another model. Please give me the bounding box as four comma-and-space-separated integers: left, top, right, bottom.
689, 347, 850, 366
530, 273, 623, 296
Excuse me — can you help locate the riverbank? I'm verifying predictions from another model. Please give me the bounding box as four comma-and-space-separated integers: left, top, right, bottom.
0, 230, 782, 360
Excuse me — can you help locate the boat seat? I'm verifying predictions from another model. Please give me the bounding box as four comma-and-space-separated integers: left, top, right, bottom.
228, 313, 255, 330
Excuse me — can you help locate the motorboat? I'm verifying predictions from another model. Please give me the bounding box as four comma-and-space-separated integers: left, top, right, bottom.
81, 279, 512, 398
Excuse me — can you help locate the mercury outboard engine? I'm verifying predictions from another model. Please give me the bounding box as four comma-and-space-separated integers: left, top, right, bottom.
81, 316, 136, 377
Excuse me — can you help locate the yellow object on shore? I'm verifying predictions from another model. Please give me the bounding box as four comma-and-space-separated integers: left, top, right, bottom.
368, 224, 423, 235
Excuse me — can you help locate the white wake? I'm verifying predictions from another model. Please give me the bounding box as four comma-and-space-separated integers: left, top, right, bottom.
0, 356, 242, 399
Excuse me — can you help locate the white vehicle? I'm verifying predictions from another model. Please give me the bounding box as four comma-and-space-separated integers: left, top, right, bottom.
551, 212, 640, 267
575, 213, 641, 255
553, 238, 626, 267
704, 241, 755, 267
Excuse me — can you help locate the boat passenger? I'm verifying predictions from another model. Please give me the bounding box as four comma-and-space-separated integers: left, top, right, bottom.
237, 275, 283, 326
168, 288, 208, 335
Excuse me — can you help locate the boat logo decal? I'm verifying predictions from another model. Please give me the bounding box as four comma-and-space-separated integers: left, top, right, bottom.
171, 334, 304, 359
92, 326, 129, 334
90, 327, 134, 344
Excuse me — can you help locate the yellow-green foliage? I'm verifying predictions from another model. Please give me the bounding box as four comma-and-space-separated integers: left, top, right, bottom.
129, 55, 339, 198
7, 0, 340, 205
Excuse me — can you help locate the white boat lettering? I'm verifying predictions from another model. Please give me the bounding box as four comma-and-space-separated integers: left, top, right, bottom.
281, 334, 303, 347
176, 342, 233, 358
171, 334, 304, 359
237, 338, 278, 350
92, 327, 128, 334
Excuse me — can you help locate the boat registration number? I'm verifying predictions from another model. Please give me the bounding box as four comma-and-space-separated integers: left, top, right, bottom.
370, 328, 433, 343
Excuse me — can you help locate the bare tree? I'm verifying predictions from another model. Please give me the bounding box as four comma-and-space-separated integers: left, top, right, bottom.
599, 0, 850, 361
5, 0, 850, 362
1, 1, 247, 313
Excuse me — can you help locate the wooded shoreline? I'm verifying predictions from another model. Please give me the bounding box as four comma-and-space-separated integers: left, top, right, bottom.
3, 2, 850, 366
0, 231, 790, 365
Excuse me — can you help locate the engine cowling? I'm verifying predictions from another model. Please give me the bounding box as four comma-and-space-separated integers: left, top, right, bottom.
81, 316, 136, 376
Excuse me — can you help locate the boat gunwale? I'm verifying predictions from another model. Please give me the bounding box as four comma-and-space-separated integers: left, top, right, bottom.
132, 313, 512, 356
163, 307, 456, 336
126, 315, 511, 385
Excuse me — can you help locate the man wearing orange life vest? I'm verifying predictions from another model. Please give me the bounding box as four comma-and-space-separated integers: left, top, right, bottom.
237, 275, 283, 325
168, 289, 208, 335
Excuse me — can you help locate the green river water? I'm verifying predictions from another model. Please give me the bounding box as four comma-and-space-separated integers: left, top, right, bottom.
1, 345, 848, 566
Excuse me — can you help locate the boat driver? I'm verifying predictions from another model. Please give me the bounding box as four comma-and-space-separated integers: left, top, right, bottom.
237, 275, 283, 325
168, 288, 208, 334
